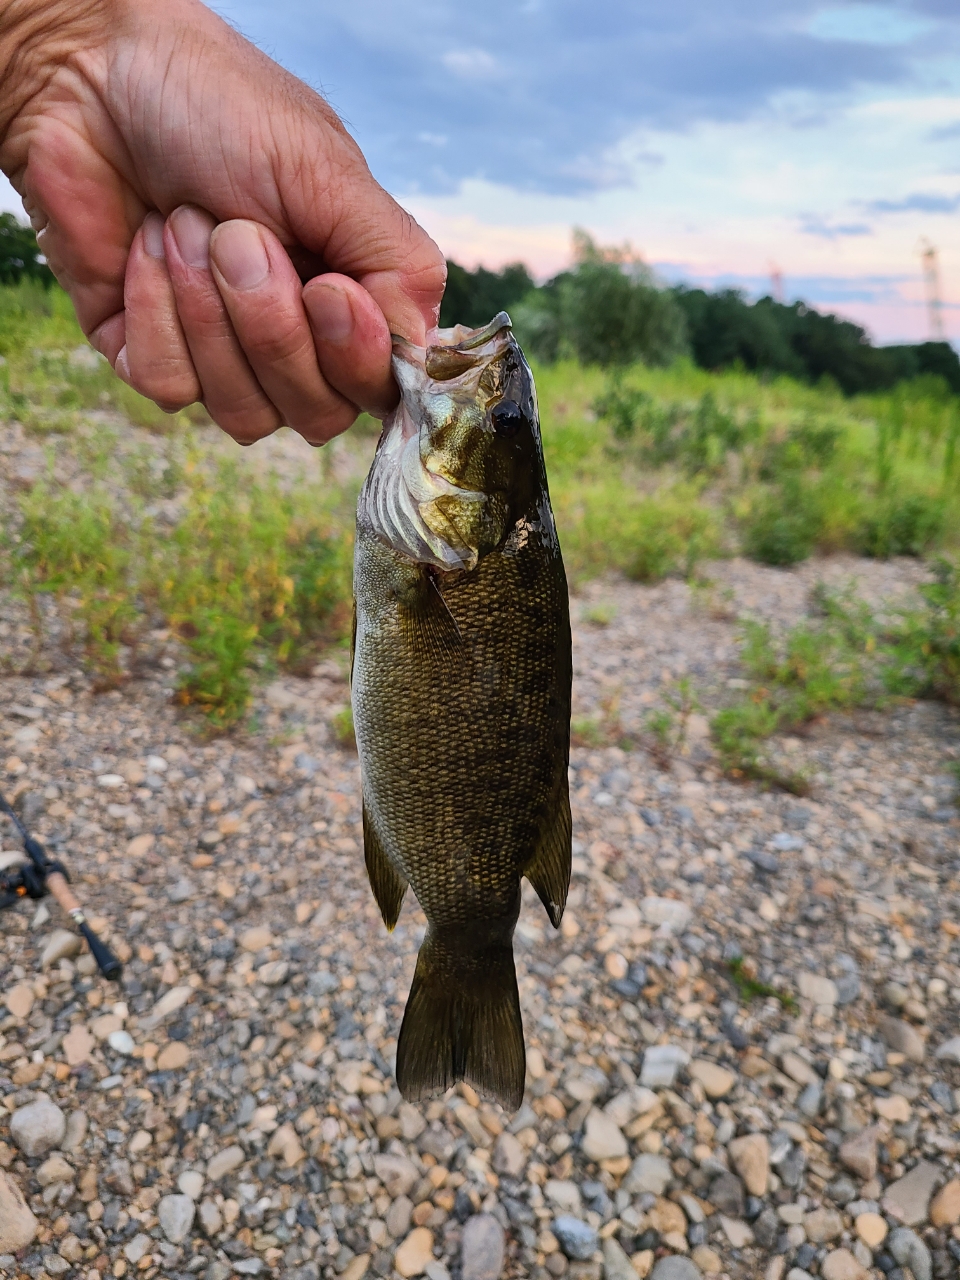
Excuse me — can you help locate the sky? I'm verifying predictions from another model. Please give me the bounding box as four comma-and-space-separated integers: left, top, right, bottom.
4, 0, 960, 343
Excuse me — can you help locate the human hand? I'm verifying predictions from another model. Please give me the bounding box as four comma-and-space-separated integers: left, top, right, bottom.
0, 0, 446, 444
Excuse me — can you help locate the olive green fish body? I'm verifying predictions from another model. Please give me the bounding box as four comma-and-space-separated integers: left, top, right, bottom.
352, 313, 571, 1110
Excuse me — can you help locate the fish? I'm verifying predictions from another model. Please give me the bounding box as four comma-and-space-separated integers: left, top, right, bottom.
351, 311, 572, 1111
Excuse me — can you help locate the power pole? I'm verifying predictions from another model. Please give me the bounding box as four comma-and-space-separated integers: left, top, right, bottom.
919, 238, 945, 341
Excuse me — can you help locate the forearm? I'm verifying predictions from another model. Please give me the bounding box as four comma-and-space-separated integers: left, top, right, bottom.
0, 0, 114, 137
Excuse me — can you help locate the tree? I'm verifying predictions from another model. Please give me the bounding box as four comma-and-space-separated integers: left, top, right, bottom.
0, 213, 53, 285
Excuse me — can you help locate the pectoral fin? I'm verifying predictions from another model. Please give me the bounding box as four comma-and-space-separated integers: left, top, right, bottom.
363, 803, 407, 930
525, 791, 572, 929
395, 572, 466, 669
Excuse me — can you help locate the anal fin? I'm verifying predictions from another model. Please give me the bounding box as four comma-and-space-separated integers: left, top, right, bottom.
363, 803, 407, 930
525, 791, 572, 929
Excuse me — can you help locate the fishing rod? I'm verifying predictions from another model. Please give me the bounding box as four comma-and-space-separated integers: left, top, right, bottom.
0, 787, 122, 981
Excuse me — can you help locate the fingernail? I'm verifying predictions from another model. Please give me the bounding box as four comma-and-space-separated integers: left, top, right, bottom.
211, 221, 269, 291
115, 345, 131, 383
308, 283, 354, 345
143, 212, 165, 260
170, 205, 214, 269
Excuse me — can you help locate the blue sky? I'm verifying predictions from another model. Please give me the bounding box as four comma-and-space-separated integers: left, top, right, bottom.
3, 0, 959, 342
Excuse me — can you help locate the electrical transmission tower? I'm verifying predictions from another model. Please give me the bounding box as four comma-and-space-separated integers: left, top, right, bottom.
919, 238, 945, 341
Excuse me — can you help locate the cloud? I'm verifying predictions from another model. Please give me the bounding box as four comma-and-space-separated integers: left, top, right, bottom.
214, 0, 951, 195
928, 120, 960, 141
800, 215, 873, 238
864, 191, 960, 212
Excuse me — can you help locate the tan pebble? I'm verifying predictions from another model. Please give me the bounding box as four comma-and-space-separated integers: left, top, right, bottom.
728, 1133, 769, 1196
854, 1212, 887, 1247
691, 1245, 722, 1274
689, 1060, 737, 1098
126, 834, 155, 858
129, 1131, 152, 1154
0, 1168, 38, 1252
341, 1255, 370, 1280
394, 1227, 434, 1277
62, 1024, 96, 1067
874, 1094, 911, 1123
90, 1014, 123, 1041
630, 1251, 654, 1279
604, 952, 628, 979
4, 984, 34, 1020
240, 926, 273, 951
930, 1178, 960, 1227
156, 1042, 190, 1071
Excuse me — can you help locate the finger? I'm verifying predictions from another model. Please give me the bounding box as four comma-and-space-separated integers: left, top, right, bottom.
209, 219, 358, 445
165, 205, 282, 445
302, 273, 395, 418
120, 212, 202, 411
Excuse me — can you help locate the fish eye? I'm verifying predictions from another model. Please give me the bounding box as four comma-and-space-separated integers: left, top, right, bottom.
490, 399, 524, 437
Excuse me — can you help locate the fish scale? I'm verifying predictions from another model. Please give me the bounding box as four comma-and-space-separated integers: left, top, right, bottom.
352, 312, 571, 1110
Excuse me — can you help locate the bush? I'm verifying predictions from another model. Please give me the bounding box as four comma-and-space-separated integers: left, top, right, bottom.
858, 493, 945, 559
740, 480, 821, 566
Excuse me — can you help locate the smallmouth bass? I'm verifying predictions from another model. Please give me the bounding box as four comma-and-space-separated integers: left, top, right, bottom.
352, 312, 571, 1110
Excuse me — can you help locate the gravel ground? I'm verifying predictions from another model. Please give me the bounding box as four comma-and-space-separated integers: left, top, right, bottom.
2, 426, 960, 1280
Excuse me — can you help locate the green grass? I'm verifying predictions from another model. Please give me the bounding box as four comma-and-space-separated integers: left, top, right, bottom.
3, 285, 960, 727
727, 958, 798, 1011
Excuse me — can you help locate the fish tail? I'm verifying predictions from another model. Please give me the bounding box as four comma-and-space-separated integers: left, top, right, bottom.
396, 923, 524, 1112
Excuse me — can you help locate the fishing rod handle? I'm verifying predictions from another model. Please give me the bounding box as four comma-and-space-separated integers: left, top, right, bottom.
46, 872, 123, 982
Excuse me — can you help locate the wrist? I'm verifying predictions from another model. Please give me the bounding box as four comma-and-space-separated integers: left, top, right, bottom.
0, 0, 116, 138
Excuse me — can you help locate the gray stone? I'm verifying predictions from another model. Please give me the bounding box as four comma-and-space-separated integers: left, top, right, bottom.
879, 1016, 925, 1063
167, 877, 195, 903
601, 1238, 636, 1280
375, 1153, 419, 1198
177, 1170, 204, 1201
461, 1213, 505, 1280
552, 1216, 599, 1261
10, 1099, 66, 1157
797, 1080, 823, 1118
888, 1226, 933, 1280
40, 928, 83, 969
649, 1259, 702, 1280
753, 1207, 779, 1249
158, 1193, 195, 1244
491, 1132, 526, 1178
935, 1035, 960, 1063
624, 1154, 673, 1196
206, 1145, 245, 1181
234, 1261, 264, 1276
834, 974, 860, 1005
798, 973, 837, 1005
838, 1127, 879, 1182
386, 1196, 413, 1239
581, 1109, 627, 1162
707, 1172, 745, 1217
0, 1170, 38, 1253
639, 1044, 689, 1088
882, 1160, 940, 1226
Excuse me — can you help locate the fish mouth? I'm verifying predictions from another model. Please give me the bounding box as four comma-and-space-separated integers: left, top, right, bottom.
359, 393, 484, 572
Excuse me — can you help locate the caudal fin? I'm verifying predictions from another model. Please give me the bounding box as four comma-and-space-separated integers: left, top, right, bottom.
395, 927, 524, 1112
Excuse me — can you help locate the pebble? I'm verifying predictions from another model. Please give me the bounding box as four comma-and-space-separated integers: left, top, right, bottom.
649, 1257, 702, 1280
206, 1144, 245, 1181
158, 1193, 195, 1244
4, 982, 34, 1019
0, 1170, 37, 1253
688, 1060, 736, 1098
35, 1154, 72, 1186
157, 1040, 190, 1070
108, 1028, 135, 1055
929, 1177, 960, 1226
720, 1216, 753, 1247
935, 1034, 960, 1062
838, 1127, 879, 1181
602, 1237, 638, 1280
395, 1227, 434, 1277
10, 1099, 65, 1157
639, 1044, 689, 1088
887, 1226, 933, 1280
803, 1208, 843, 1242
854, 1212, 887, 1247
625, 1154, 673, 1196
881, 1159, 940, 1225
460, 1214, 505, 1280
819, 1250, 869, 1280
178, 1169, 205, 1200
62, 1023, 95, 1066
492, 1131, 526, 1177
798, 972, 837, 1006
640, 897, 692, 932
878, 1015, 925, 1063
581, 1108, 627, 1161
727, 1133, 769, 1196
552, 1215, 599, 1260
874, 1093, 911, 1122
39, 928, 82, 968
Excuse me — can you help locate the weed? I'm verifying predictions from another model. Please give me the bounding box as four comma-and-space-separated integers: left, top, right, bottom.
331, 704, 357, 751
727, 957, 798, 1010
642, 676, 699, 767
582, 602, 618, 627
884, 557, 960, 703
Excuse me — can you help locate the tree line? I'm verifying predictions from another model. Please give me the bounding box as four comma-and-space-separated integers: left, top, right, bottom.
439, 231, 960, 396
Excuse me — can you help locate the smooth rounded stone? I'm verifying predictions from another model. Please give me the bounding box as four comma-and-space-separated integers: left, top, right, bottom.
553, 1216, 599, 1261
720, 1216, 753, 1248
640, 897, 692, 932
240, 926, 274, 952
935, 1035, 960, 1062
461, 1213, 505, 1280
785, 1272, 814, 1280
386, 1197, 414, 1239
178, 1170, 205, 1201
874, 1094, 911, 1122
798, 973, 837, 1006
0, 1170, 38, 1253
206, 1144, 245, 1181
144, 984, 193, 1025
62, 1024, 95, 1067
878, 1016, 925, 1063
581, 1109, 627, 1162
838, 1126, 879, 1181
35, 1155, 73, 1187
108, 1029, 135, 1056
546, 1181, 583, 1213
158, 1193, 195, 1244
157, 1040, 190, 1071
492, 1132, 526, 1178
780, 1052, 818, 1087
689, 1060, 736, 1098
342, 1257, 371, 1280
624, 1155, 673, 1196
930, 1178, 960, 1226
728, 1133, 769, 1197
10, 1099, 66, 1157
62, 1110, 87, 1153
40, 928, 83, 968
639, 1044, 689, 1089
706, 1172, 745, 1218
834, 974, 860, 1005
602, 1237, 637, 1280
167, 877, 195, 902
124, 1233, 152, 1264
753, 1208, 779, 1249
827, 1176, 858, 1206
855, 1212, 888, 1247
375, 1153, 419, 1198
804, 1208, 843, 1243
4, 982, 34, 1019
199, 1199, 223, 1235
690, 1246, 720, 1275
881, 1160, 940, 1226
819, 1251, 868, 1280
649, 1257, 702, 1280
888, 1226, 933, 1280
395, 1227, 434, 1277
